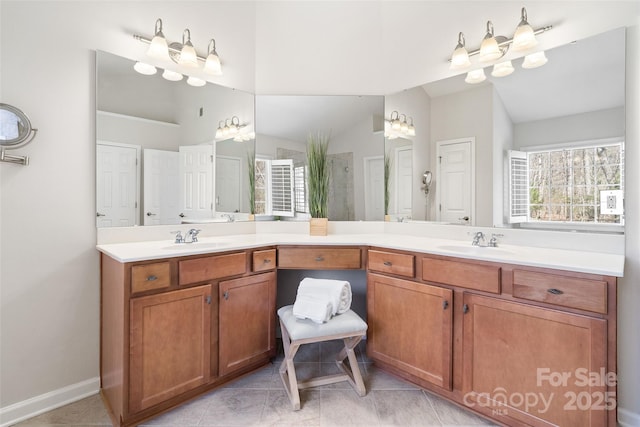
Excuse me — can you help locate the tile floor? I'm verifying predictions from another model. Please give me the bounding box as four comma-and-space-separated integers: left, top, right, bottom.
14, 340, 496, 427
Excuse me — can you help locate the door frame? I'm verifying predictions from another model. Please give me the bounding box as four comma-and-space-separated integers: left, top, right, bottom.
435, 137, 475, 225
96, 140, 141, 227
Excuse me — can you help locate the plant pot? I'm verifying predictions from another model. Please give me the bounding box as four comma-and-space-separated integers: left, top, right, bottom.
384, 214, 391, 222
309, 217, 328, 236
248, 214, 255, 221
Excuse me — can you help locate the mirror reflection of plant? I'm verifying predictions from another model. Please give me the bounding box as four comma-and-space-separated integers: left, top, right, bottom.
247, 148, 256, 215
307, 132, 330, 218
384, 152, 392, 215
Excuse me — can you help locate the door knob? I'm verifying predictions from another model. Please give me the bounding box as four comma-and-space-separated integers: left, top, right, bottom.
179, 213, 185, 218
96, 212, 106, 217
459, 216, 470, 221
146, 212, 156, 216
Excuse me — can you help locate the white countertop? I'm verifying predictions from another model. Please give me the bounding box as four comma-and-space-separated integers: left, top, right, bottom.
97, 231, 625, 277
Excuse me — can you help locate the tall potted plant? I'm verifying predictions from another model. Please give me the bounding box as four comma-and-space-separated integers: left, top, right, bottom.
384, 152, 392, 221
247, 149, 256, 220
307, 132, 330, 235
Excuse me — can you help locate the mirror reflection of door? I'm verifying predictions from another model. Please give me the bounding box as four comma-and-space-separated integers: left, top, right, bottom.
96, 142, 140, 227
436, 138, 475, 225
215, 156, 241, 213
179, 144, 214, 221
143, 149, 180, 225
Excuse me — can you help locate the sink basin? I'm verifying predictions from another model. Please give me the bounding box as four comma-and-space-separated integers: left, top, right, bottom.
436, 244, 514, 257
162, 241, 230, 250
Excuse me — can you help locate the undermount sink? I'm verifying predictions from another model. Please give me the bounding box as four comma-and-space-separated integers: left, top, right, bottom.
162, 241, 230, 250
436, 244, 514, 256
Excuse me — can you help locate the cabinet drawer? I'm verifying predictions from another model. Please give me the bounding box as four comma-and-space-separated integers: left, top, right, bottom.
253, 249, 276, 272
278, 247, 361, 269
512, 269, 607, 314
179, 252, 246, 285
422, 257, 500, 293
131, 262, 171, 294
368, 250, 415, 278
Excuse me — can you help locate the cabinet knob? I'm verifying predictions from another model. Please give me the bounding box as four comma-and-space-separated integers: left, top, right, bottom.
547, 288, 564, 295
315, 256, 325, 262
146, 275, 158, 281
463, 304, 469, 314
263, 259, 272, 264
205, 295, 212, 305
383, 261, 392, 267
442, 300, 449, 310
223, 291, 229, 300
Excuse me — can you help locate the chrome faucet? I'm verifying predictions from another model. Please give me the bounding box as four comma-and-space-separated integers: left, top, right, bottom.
221, 214, 235, 222
185, 228, 201, 243
471, 231, 485, 246
172, 230, 185, 244
488, 233, 504, 247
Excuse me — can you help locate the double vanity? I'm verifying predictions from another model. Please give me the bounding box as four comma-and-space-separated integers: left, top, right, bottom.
97, 223, 622, 427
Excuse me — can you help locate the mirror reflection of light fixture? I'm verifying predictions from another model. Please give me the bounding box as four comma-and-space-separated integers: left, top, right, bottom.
162, 69, 183, 81
186, 76, 206, 87
448, 7, 552, 84
421, 171, 432, 195
215, 116, 253, 141
385, 111, 416, 139
133, 61, 157, 75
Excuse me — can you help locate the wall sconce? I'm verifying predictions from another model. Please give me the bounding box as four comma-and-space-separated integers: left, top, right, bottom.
215, 117, 255, 141
449, 7, 552, 84
384, 111, 416, 139
133, 18, 223, 86
421, 171, 432, 196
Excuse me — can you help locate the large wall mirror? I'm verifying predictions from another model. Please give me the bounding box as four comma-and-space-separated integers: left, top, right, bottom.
255, 95, 385, 221
96, 51, 255, 227
385, 27, 625, 231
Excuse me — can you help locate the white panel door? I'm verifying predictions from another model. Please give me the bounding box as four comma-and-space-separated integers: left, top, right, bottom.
96, 143, 139, 227
364, 156, 385, 221
215, 156, 241, 213
396, 147, 413, 216
436, 139, 474, 225
179, 144, 214, 221
143, 149, 180, 225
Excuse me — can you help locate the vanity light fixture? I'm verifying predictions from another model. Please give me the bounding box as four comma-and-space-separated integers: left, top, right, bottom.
385, 111, 416, 139
216, 116, 250, 140
448, 7, 552, 84
133, 17, 224, 84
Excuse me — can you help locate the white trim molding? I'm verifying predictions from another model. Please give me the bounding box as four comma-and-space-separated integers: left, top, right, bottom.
0, 377, 100, 427
618, 407, 640, 427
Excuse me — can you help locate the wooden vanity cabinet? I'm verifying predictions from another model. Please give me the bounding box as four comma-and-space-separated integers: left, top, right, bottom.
219, 272, 277, 376
366, 248, 617, 427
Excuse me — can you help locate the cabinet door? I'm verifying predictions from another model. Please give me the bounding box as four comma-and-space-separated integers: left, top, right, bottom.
462, 294, 609, 427
367, 273, 453, 389
219, 272, 277, 376
129, 285, 212, 413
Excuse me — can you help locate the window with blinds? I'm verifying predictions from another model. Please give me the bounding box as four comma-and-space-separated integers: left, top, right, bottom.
508, 150, 528, 223
270, 159, 295, 217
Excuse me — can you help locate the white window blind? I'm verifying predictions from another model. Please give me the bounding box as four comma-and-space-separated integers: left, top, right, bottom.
294, 165, 308, 213
508, 150, 528, 224
270, 159, 295, 217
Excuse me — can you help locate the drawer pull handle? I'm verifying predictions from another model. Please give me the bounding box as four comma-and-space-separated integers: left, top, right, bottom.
315, 256, 325, 262
442, 300, 449, 310
383, 261, 392, 267
263, 259, 272, 264
547, 288, 564, 295
463, 304, 469, 314
146, 275, 158, 281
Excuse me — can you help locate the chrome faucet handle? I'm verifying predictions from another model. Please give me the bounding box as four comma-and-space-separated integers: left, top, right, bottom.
186, 228, 201, 243
471, 231, 485, 246
489, 233, 504, 247
171, 230, 184, 244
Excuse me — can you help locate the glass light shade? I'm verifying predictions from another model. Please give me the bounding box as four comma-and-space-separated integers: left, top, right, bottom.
522, 51, 548, 69
400, 121, 408, 134
391, 118, 401, 130
512, 24, 537, 51
133, 62, 157, 75
491, 61, 514, 77
407, 125, 416, 137
479, 36, 501, 63
465, 68, 486, 84
186, 76, 206, 87
179, 43, 198, 68
162, 69, 183, 81
147, 35, 169, 60
204, 53, 222, 75
450, 46, 471, 70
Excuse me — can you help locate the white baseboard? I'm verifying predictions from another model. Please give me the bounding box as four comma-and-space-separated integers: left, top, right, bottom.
0, 377, 100, 427
619, 407, 640, 427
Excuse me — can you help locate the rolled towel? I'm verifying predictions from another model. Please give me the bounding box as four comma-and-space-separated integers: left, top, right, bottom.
292, 294, 333, 324
297, 278, 352, 315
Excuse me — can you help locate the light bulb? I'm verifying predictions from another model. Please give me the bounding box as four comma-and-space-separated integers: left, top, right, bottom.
512, 7, 538, 52
491, 61, 514, 77
465, 68, 486, 84
179, 29, 199, 68
522, 51, 548, 69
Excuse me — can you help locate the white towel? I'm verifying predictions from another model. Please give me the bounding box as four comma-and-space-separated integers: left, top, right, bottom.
292, 294, 333, 324
297, 278, 352, 315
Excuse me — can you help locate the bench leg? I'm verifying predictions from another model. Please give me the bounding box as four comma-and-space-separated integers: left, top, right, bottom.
336, 335, 366, 396
279, 321, 301, 410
